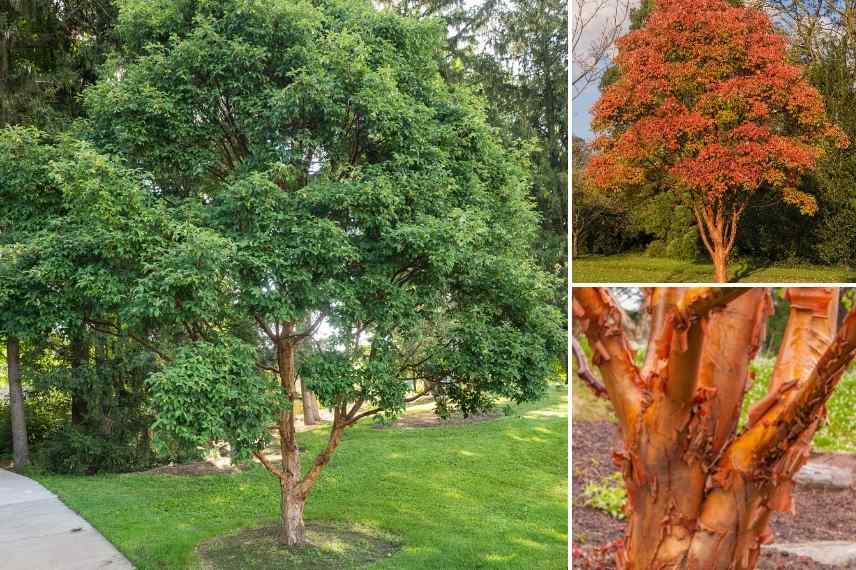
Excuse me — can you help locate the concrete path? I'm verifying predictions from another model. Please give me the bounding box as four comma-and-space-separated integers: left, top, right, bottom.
0, 468, 133, 570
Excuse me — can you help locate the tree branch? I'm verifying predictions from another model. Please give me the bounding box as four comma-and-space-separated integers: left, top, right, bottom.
572, 336, 608, 399
695, 288, 773, 457
747, 288, 838, 427
296, 413, 345, 498
345, 387, 432, 426
572, 287, 643, 430
85, 319, 173, 363
661, 288, 753, 405
721, 295, 856, 476
254, 450, 286, 481
255, 315, 278, 342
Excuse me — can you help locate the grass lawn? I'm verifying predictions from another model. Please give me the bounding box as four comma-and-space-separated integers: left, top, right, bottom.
572, 254, 856, 283
34, 388, 568, 570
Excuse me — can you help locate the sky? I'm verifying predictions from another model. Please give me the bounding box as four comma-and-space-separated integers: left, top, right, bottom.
572, 0, 637, 141
572, 81, 600, 141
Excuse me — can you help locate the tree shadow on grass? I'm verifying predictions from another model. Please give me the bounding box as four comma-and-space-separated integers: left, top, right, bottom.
662, 261, 716, 283
729, 258, 772, 283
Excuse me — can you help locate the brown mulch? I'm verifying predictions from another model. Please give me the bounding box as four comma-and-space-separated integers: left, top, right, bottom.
572, 420, 856, 569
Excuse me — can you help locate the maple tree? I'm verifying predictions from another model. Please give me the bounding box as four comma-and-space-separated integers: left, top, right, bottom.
573, 287, 856, 569
585, 0, 847, 282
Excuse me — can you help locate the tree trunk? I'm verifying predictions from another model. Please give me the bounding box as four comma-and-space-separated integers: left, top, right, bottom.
7, 337, 30, 471
280, 477, 306, 545
712, 247, 728, 283
276, 335, 308, 546
695, 209, 732, 283
70, 335, 89, 425
300, 377, 321, 426
574, 287, 856, 570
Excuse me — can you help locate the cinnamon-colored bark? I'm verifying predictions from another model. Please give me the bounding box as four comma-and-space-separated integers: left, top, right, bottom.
573, 287, 856, 570
253, 320, 372, 546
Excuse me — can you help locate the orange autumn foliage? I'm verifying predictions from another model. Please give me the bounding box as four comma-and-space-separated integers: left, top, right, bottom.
584, 0, 848, 281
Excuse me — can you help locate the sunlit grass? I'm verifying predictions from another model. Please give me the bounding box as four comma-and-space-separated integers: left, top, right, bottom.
34, 389, 568, 570
572, 254, 855, 283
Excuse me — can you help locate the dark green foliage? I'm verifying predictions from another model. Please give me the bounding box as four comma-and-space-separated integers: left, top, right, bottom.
572, 137, 639, 257
0, 389, 69, 457
147, 338, 283, 458
0, 127, 194, 474
733, 190, 817, 263
2, 0, 560, 482
389, 0, 567, 356
0, 0, 117, 128
630, 193, 699, 260
805, 38, 856, 266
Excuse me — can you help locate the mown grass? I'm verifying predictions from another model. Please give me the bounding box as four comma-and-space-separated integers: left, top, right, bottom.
34, 388, 568, 570
572, 254, 856, 283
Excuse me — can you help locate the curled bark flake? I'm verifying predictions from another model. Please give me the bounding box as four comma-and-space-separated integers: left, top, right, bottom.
747, 379, 798, 427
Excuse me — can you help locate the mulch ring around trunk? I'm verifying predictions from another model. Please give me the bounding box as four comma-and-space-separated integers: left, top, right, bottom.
572, 421, 856, 569
196, 522, 400, 569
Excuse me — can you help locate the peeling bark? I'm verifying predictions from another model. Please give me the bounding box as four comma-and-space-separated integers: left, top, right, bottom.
254, 322, 350, 546
574, 287, 856, 570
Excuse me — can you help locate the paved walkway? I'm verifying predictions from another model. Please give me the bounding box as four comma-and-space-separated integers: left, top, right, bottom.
0, 469, 133, 570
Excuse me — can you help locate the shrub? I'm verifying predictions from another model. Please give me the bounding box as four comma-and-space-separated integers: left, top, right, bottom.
0, 389, 70, 457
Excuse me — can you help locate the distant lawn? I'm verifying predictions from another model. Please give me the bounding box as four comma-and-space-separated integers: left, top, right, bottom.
34, 389, 568, 570
572, 254, 856, 283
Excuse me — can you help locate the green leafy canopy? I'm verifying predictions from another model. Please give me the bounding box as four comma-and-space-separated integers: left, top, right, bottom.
4, 0, 562, 455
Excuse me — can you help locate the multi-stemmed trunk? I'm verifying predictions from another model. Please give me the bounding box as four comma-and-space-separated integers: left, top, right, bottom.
253, 323, 347, 547
573, 287, 856, 569
253, 319, 431, 547
6, 337, 30, 471
694, 203, 743, 283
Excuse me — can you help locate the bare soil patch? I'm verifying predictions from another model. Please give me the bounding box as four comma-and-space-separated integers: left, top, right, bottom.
572, 420, 856, 569
196, 522, 399, 570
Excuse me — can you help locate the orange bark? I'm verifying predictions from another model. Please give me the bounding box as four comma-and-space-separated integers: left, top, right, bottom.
573, 287, 856, 570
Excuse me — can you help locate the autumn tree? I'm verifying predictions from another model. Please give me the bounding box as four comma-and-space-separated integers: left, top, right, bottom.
68, 0, 561, 547
573, 286, 856, 569
586, 0, 847, 282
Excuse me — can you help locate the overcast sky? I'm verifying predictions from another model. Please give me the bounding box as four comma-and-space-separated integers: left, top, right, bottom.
572, 0, 637, 141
